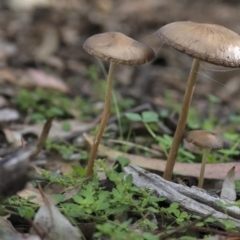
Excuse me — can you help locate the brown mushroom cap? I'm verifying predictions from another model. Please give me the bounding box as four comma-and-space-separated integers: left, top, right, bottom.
83, 32, 155, 65
157, 21, 240, 68
185, 130, 224, 150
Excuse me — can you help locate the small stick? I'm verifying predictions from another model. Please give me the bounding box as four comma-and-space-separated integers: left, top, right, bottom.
30, 117, 54, 161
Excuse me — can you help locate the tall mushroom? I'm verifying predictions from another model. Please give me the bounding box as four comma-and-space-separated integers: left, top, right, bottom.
156, 21, 240, 180
184, 130, 224, 188
83, 32, 155, 181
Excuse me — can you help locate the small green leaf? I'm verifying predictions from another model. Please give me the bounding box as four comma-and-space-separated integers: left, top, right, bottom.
196, 222, 204, 227
72, 195, 83, 204
18, 206, 35, 219
125, 174, 133, 186
71, 165, 86, 177
141, 111, 158, 123
62, 121, 71, 131
170, 202, 179, 209
147, 207, 159, 213
125, 113, 142, 122
112, 188, 122, 199
179, 211, 188, 219
117, 156, 130, 168
143, 232, 158, 240
54, 194, 65, 203
26, 195, 36, 201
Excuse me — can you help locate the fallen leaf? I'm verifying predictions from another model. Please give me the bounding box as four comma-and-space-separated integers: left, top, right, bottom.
34, 26, 59, 61
0, 108, 20, 122
0, 68, 68, 93
30, 199, 82, 240
17, 119, 94, 139
43, 183, 66, 195
27, 69, 69, 93
220, 166, 236, 201
3, 128, 22, 147
0, 96, 9, 108
18, 183, 48, 206
0, 217, 18, 235
84, 134, 240, 180
0, 68, 17, 84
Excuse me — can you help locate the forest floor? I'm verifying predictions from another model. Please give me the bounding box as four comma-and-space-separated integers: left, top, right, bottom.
0, 1, 240, 239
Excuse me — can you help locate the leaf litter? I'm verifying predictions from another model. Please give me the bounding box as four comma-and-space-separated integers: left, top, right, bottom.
30, 190, 82, 240
84, 133, 240, 180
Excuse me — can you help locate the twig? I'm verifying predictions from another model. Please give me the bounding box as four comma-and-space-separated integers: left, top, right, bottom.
124, 165, 240, 230
30, 117, 54, 161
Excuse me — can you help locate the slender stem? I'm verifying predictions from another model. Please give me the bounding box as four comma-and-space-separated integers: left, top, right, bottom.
85, 62, 116, 181
163, 58, 200, 180
112, 90, 123, 140
98, 59, 123, 140
198, 149, 209, 188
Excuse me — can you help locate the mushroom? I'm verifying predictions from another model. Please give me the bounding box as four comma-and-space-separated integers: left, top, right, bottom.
83, 32, 155, 180
184, 130, 224, 188
157, 21, 240, 180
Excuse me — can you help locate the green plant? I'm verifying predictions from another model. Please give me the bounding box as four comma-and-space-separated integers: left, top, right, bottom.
41, 167, 85, 187
95, 221, 158, 240
16, 88, 72, 122
125, 111, 195, 162
165, 202, 190, 224
164, 91, 201, 129
207, 94, 221, 124
45, 139, 88, 161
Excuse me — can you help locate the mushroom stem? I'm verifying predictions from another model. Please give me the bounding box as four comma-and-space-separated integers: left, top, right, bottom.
163, 58, 200, 180
198, 148, 210, 188
85, 62, 116, 181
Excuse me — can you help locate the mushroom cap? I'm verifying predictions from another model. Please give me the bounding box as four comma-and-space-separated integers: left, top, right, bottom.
83, 32, 155, 66
157, 21, 240, 68
184, 130, 224, 150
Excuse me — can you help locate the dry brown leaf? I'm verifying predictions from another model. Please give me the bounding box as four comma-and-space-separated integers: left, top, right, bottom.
43, 182, 67, 195
3, 128, 22, 147
17, 183, 47, 206
0, 217, 18, 235
220, 166, 236, 201
84, 134, 240, 180
18, 180, 81, 205
61, 161, 79, 174
34, 26, 59, 61
17, 183, 58, 206
31, 200, 82, 240
0, 96, 9, 108
17, 119, 94, 139
0, 68, 17, 84
27, 69, 69, 93
0, 67, 69, 93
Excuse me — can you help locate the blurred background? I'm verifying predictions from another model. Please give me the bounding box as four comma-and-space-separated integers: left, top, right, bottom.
1, 0, 240, 124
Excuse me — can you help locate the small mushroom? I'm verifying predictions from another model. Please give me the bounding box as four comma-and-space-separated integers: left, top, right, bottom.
184, 130, 224, 188
157, 21, 240, 180
83, 32, 155, 180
